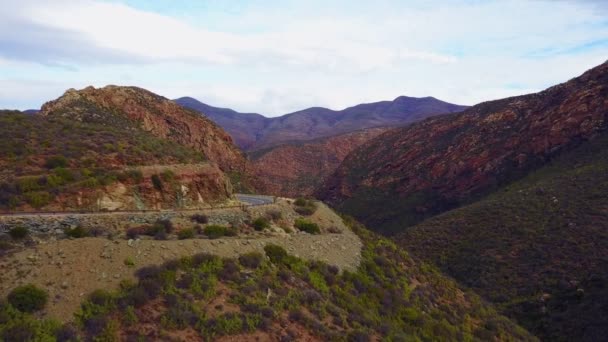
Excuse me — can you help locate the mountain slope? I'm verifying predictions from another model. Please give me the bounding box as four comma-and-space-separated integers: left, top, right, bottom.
174, 97, 269, 150
319, 60, 608, 235
43, 86, 249, 174
0, 219, 536, 341
252, 127, 390, 197
397, 130, 608, 341
0, 109, 232, 211
176, 96, 467, 150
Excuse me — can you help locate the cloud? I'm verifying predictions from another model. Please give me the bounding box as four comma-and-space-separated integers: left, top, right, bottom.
0, 0, 607, 115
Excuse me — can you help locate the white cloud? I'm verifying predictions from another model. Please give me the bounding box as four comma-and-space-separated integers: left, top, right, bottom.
0, 0, 607, 115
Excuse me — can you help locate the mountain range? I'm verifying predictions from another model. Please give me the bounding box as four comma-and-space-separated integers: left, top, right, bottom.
176, 95, 467, 150
1, 58, 607, 341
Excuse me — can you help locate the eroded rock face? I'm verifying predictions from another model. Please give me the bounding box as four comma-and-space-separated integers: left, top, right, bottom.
252, 128, 390, 197
40, 86, 250, 175
49, 163, 232, 211
318, 60, 608, 234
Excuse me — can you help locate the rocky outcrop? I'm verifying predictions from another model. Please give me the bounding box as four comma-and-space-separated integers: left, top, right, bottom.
252, 128, 390, 197
50, 163, 233, 211
318, 60, 608, 234
41, 86, 250, 174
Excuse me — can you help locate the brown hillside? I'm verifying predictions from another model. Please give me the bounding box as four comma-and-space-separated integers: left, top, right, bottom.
252, 127, 390, 197
41, 86, 250, 175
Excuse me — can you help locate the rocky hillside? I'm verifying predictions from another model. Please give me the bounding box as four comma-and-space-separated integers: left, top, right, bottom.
397, 128, 608, 341
176, 96, 467, 151
42, 86, 249, 175
319, 60, 608, 235
252, 128, 390, 197
174, 97, 269, 150
0, 105, 235, 211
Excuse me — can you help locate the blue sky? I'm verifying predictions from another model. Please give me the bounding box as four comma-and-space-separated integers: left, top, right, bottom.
0, 0, 607, 116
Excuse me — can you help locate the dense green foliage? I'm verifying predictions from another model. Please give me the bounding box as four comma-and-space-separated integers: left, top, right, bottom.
177, 228, 195, 240
7, 285, 48, 313
0, 111, 204, 210
399, 133, 608, 341
294, 218, 321, 234
203, 225, 237, 239
252, 217, 270, 231
8, 226, 28, 240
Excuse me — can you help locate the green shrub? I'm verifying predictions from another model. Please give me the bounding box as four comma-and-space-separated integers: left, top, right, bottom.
24, 191, 52, 208
124, 257, 135, 267
203, 225, 236, 239
46, 174, 66, 187
294, 198, 308, 206
44, 155, 68, 169
53, 167, 75, 183
64, 226, 89, 238
264, 244, 288, 264
122, 170, 144, 183
17, 176, 42, 192
178, 228, 195, 240
8, 284, 48, 312
252, 217, 270, 231
9, 226, 28, 239
161, 169, 175, 182
238, 252, 264, 269
293, 198, 317, 216
294, 218, 320, 234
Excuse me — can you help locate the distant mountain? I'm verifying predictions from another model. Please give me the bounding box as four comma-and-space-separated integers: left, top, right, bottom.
174, 97, 269, 150
175, 96, 467, 150
23, 109, 39, 115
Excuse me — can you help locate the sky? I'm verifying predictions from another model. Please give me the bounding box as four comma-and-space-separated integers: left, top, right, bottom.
0, 0, 607, 116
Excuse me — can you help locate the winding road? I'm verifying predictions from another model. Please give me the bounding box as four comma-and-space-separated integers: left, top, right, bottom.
235, 193, 275, 205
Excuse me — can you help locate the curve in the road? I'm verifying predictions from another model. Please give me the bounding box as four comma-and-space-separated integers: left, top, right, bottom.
235, 194, 274, 205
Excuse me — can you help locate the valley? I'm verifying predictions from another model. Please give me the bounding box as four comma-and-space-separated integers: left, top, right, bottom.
0, 50, 605, 340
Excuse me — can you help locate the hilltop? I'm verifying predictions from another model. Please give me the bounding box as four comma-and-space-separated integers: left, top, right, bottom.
0, 85, 259, 212
176, 96, 467, 151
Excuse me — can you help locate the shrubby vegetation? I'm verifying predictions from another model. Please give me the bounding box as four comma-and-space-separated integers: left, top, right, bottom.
0, 111, 205, 210
203, 225, 237, 239
293, 197, 317, 215
0, 220, 534, 341
399, 132, 608, 340
126, 219, 174, 240
294, 218, 320, 234
7, 285, 48, 313
8, 226, 28, 240
64, 226, 90, 238
252, 217, 270, 231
